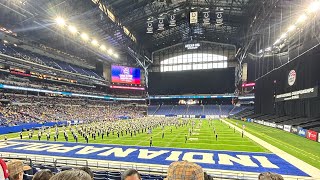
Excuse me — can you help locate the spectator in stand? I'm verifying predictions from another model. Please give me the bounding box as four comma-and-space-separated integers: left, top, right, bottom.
6, 160, 31, 180
121, 169, 141, 180
165, 161, 204, 180
49, 169, 91, 180
0, 159, 9, 180
258, 172, 284, 180
32, 169, 53, 180
203, 172, 213, 180
76, 167, 93, 180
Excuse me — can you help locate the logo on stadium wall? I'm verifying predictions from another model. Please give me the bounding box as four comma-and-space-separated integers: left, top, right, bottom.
283, 125, 291, 132
307, 130, 318, 141
291, 127, 298, 134
288, 70, 296, 86
298, 128, 307, 137
277, 124, 284, 129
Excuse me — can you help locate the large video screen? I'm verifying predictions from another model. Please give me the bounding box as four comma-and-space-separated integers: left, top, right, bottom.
148, 68, 235, 95
111, 65, 141, 85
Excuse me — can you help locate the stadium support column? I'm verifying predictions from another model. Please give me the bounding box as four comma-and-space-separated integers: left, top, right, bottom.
235, 59, 243, 95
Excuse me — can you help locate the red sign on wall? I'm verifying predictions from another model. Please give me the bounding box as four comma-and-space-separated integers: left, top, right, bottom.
307, 130, 318, 141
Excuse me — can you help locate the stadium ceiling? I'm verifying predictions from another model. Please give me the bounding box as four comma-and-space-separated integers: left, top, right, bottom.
106, 0, 253, 53
0, 0, 137, 65
1, 0, 307, 65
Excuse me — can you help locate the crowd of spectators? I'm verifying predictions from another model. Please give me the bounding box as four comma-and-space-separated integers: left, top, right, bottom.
0, 94, 146, 127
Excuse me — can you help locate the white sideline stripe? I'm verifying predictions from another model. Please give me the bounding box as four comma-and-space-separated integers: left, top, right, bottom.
0, 152, 314, 180
223, 119, 320, 178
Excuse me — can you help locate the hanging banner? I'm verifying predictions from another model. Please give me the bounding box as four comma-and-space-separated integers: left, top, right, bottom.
203, 11, 210, 25
169, 14, 176, 27
190, 12, 198, 24
158, 17, 165, 31
216, 10, 223, 25
146, 21, 153, 34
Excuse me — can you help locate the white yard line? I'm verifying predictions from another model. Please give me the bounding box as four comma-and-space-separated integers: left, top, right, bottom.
222, 119, 320, 178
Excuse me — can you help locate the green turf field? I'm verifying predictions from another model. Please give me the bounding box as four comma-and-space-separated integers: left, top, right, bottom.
0, 119, 268, 152
2, 119, 320, 169
226, 119, 320, 169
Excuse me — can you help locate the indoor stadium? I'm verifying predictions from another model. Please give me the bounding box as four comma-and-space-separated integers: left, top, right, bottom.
0, 0, 320, 179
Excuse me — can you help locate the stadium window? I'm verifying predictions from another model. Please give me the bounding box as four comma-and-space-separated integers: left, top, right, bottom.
213, 63, 218, 68
187, 55, 193, 63
178, 56, 183, 64
193, 64, 198, 70
224, 61, 228, 68
160, 53, 228, 72
173, 65, 178, 71
186, 64, 192, 70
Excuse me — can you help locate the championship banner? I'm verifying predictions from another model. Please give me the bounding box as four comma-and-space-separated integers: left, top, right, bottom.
216, 10, 223, 25
190, 12, 198, 24
203, 11, 210, 25
169, 14, 176, 27
146, 21, 153, 34
157, 17, 165, 31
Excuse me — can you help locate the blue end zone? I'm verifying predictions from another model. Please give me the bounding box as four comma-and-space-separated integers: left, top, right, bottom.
0, 140, 309, 177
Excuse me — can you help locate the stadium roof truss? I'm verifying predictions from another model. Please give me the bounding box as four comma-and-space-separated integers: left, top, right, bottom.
2, 0, 305, 73
105, 0, 254, 54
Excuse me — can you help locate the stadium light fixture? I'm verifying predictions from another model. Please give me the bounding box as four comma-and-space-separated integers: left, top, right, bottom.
3, 40, 8, 44
113, 53, 119, 58
265, 47, 272, 52
280, 33, 287, 39
308, 1, 320, 13
68, 25, 77, 34
107, 48, 113, 55
91, 39, 98, 46
287, 25, 296, 32
297, 14, 307, 23
55, 17, 66, 26
273, 39, 281, 45
100, 45, 107, 51
81, 33, 89, 41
